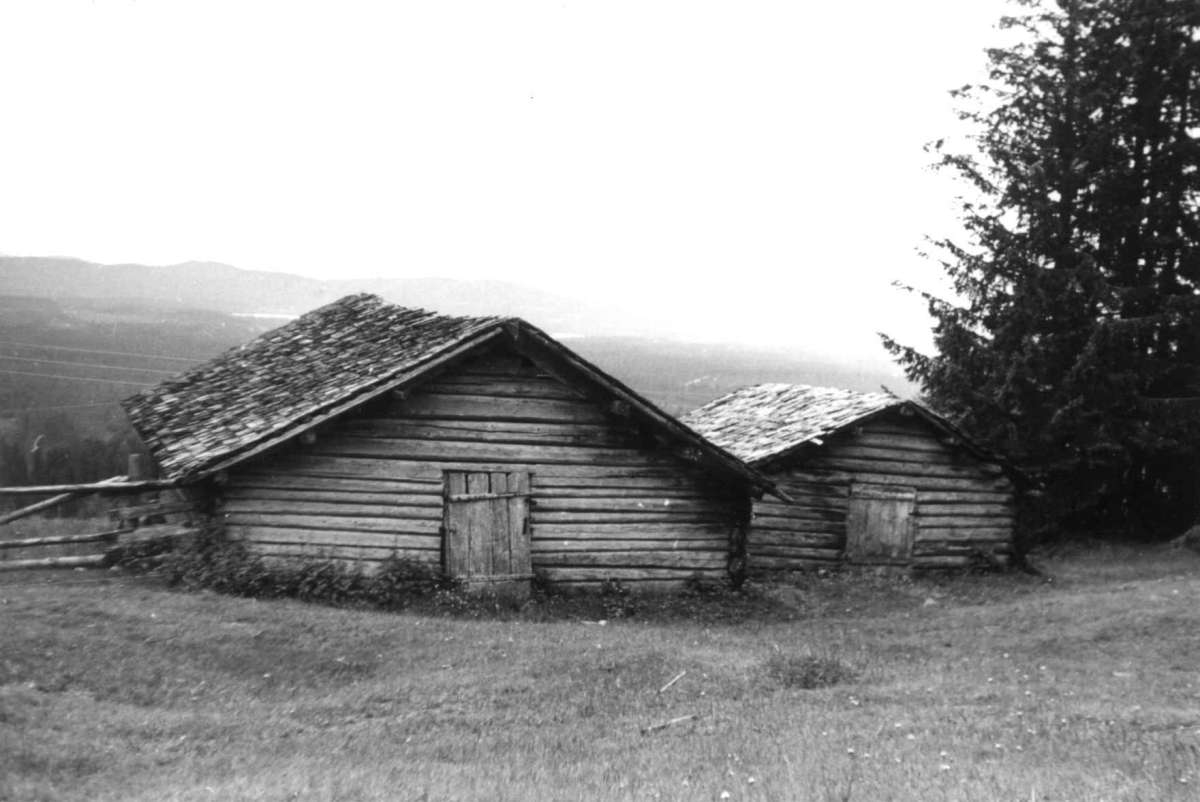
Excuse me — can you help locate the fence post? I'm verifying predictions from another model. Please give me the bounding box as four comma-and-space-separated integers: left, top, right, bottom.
127, 454, 146, 481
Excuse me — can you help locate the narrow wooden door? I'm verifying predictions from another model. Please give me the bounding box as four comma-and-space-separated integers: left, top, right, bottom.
442, 471, 532, 583
845, 483, 915, 563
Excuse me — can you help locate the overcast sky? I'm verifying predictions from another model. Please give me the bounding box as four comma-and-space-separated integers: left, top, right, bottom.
0, 0, 1011, 359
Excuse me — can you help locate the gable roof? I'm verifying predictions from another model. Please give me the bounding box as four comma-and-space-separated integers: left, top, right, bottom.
683, 383, 1013, 473
122, 294, 774, 494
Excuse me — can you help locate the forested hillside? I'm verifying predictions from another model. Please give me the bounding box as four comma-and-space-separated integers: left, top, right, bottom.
0, 296, 272, 491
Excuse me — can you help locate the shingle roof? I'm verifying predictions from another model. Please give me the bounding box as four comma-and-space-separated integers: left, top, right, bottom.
122, 294, 504, 480
682, 383, 903, 466
122, 294, 776, 495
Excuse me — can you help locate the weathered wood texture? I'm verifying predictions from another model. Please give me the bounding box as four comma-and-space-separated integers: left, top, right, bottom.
749, 415, 1015, 571
218, 348, 742, 586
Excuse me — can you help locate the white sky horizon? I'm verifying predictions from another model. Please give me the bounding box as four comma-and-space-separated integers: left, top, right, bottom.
0, 0, 1013, 361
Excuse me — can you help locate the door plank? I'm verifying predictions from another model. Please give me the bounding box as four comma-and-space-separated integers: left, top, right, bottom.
444, 472, 469, 576
466, 473, 491, 575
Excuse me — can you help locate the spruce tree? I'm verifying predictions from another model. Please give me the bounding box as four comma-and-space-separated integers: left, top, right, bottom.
884, 0, 1200, 537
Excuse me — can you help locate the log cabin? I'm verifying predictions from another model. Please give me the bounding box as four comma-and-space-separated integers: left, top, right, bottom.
683, 384, 1021, 571
121, 294, 775, 592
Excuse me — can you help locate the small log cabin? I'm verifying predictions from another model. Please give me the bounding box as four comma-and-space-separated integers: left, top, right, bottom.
121, 294, 774, 592
683, 384, 1021, 571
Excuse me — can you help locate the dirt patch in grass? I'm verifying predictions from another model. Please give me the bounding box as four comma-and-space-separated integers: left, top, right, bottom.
762, 652, 857, 689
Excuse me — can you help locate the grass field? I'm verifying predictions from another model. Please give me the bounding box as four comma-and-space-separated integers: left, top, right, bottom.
3, 545, 1199, 801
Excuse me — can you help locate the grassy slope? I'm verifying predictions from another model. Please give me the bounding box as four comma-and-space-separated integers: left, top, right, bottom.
2, 548, 1199, 802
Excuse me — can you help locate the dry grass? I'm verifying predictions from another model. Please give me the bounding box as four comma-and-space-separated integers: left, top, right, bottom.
2, 546, 1200, 801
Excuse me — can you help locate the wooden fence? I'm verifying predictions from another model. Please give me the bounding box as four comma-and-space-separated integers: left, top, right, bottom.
0, 459, 200, 571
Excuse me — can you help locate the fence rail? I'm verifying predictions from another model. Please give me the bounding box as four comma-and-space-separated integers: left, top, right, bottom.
0, 463, 199, 571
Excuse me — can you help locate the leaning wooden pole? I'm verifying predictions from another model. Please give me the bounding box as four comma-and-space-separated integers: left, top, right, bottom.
0, 492, 78, 526
0, 478, 177, 496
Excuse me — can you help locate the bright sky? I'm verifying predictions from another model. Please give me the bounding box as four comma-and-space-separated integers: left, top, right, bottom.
0, 0, 1010, 359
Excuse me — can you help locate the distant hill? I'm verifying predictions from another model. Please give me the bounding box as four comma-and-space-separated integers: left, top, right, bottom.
0, 256, 657, 338
0, 256, 914, 415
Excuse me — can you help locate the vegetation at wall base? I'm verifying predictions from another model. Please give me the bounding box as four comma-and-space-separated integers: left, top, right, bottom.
884, 0, 1200, 540
115, 531, 460, 611
108, 530, 791, 621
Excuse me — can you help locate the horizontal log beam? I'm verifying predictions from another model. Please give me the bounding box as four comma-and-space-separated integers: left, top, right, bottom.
750, 531, 842, 549
257, 455, 688, 483
756, 493, 847, 512
418, 378, 583, 401
222, 499, 442, 521
393, 393, 607, 423
309, 438, 672, 467
916, 490, 1014, 503
340, 418, 629, 447
531, 537, 729, 552
751, 517, 844, 535
752, 504, 846, 523
535, 497, 725, 514
222, 513, 440, 535
246, 542, 439, 562
786, 470, 1012, 492
535, 487, 712, 500
850, 432, 956, 454
234, 472, 441, 490
259, 554, 440, 573
773, 478, 851, 497
228, 526, 440, 551
221, 488, 442, 508
750, 550, 842, 567
534, 551, 728, 569
532, 522, 732, 539
532, 511, 723, 525
534, 473, 709, 490
916, 513, 1015, 527
832, 445, 979, 467
813, 457, 1004, 480
535, 566, 724, 582
916, 526, 1013, 541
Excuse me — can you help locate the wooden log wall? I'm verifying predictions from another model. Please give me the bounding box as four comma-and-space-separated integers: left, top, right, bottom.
219, 348, 743, 588
750, 413, 1015, 572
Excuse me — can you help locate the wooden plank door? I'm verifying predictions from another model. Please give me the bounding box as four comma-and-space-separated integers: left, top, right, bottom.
443, 471, 531, 583
845, 483, 915, 563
